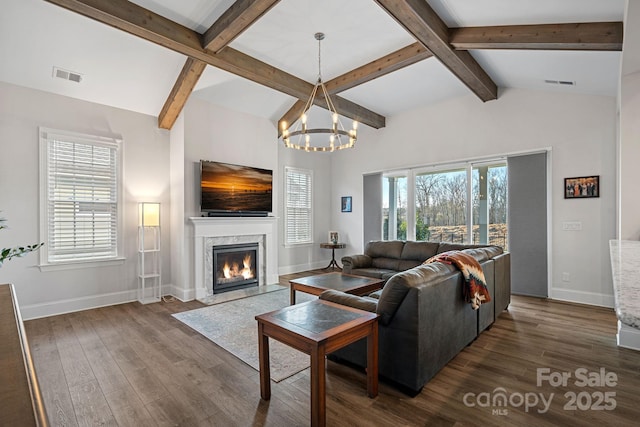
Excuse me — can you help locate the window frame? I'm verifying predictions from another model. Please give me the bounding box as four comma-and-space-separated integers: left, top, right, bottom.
38, 127, 125, 271
284, 166, 313, 247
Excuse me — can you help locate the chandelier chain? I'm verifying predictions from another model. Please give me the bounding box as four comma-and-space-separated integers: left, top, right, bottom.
317, 34, 322, 82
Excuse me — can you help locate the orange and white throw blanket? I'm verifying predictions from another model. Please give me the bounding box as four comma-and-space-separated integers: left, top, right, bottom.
424, 250, 490, 310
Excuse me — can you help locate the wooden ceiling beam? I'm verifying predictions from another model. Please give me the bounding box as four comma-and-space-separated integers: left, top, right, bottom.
278, 42, 432, 136
449, 22, 623, 51
203, 0, 281, 53
158, 0, 281, 129
158, 58, 207, 129
44, 0, 385, 129
374, 0, 498, 102
325, 42, 432, 94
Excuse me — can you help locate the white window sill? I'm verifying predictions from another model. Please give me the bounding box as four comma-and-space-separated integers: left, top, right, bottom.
38, 257, 126, 272
284, 242, 314, 248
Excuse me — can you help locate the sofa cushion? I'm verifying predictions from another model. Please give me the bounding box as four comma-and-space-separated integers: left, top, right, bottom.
400, 241, 439, 261
437, 242, 487, 253
372, 257, 401, 271
460, 248, 489, 263
376, 262, 456, 325
481, 246, 504, 259
365, 240, 404, 259
350, 268, 397, 280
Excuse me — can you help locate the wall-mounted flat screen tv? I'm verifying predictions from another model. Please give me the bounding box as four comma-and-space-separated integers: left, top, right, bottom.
200, 160, 273, 216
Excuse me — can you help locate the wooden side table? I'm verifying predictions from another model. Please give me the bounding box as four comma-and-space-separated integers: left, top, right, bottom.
320, 243, 346, 270
256, 299, 378, 427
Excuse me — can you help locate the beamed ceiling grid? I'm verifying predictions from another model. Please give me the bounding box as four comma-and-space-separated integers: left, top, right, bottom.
43, 0, 623, 133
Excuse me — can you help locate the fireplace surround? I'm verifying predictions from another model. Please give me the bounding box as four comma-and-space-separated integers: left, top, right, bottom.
190, 217, 278, 301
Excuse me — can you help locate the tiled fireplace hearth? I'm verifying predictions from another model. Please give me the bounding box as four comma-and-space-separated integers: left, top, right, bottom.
190, 217, 278, 301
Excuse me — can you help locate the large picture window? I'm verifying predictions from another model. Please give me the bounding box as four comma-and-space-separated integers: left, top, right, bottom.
383, 160, 508, 249
39, 128, 122, 266
284, 166, 313, 245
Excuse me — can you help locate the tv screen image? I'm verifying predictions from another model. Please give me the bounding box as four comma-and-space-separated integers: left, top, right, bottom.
200, 160, 273, 214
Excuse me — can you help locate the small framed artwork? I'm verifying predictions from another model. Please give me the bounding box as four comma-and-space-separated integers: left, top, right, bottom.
564, 175, 599, 199
328, 231, 339, 244
341, 196, 352, 212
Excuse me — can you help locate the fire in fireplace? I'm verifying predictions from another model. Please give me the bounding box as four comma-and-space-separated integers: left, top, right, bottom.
213, 243, 259, 293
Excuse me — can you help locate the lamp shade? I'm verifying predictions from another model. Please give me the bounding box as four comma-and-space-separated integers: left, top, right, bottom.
139, 202, 160, 227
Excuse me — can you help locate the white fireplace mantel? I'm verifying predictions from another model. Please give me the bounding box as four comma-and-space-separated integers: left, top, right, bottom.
189, 216, 278, 300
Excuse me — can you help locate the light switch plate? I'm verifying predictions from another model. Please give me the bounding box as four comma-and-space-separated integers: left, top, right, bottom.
562, 221, 582, 231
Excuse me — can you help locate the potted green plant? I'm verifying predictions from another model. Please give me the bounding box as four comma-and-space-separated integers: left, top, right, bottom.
0, 215, 43, 267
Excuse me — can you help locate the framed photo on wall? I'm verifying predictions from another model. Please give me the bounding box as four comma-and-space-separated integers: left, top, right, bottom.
341, 196, 352, 212
564, 175, 599, 199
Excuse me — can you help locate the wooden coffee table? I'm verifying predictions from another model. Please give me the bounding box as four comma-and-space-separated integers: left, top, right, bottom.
289, 272, 385, 305
256, 299, 378, 427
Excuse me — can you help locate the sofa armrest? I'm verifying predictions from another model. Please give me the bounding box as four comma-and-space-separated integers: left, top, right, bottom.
341, 254, 372, 273
319, 290, 378, 313
493, 252, 511, 314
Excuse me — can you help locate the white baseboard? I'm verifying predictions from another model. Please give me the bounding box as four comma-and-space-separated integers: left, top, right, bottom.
551, 287, 615, 308
20, 289, 137, 320
617, 321, 640, 351
168, 283, 195, 302
278, 260, 330, 275
20, 283, 186, 319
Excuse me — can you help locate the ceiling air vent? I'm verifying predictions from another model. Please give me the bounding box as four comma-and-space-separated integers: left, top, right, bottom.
53, 66, 83, 83
544, 79, 575, 86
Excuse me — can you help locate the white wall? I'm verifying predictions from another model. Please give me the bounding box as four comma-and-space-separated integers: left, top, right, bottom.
331, 89, 617, 307
618, 72, 640, 239
0, 81, 171, 319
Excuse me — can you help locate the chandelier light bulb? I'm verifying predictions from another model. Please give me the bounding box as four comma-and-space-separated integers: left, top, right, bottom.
353, 121, 358, 130
332, 113, 338, 124
301, 113, 307, 124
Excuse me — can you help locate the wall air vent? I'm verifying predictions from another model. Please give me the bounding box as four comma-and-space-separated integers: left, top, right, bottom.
53, 66, 83, 83
544, 79, 575, 86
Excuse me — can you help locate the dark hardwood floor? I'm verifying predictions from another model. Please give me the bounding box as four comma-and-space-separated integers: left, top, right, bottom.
25, 271, 640, 426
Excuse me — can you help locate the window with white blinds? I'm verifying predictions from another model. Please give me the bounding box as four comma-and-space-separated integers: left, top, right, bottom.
40, 128, 122, 264
284, 167, 313, 245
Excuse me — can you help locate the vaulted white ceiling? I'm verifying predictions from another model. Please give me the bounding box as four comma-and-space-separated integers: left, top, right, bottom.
0, 0, 625, 125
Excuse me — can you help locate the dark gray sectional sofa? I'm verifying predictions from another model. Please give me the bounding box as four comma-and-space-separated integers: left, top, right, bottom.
320, 240, 511, 394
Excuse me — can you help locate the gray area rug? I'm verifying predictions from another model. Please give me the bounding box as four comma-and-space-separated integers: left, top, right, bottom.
173, 289, 315, 382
